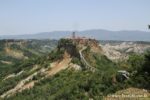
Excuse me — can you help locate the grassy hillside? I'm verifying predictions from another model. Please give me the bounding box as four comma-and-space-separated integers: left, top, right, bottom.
7, 45, 150, 100
0, 39, 57, 80
0, 39, 150, 100
5, 47, 119, 100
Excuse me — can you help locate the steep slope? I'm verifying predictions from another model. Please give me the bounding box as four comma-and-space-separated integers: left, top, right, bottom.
0, 39, 57, 80
101, 41, 150, 61
1, 54, 71, 98
0, 38, 105, 99
1, 38, 149, 100
0, 39, 74, 98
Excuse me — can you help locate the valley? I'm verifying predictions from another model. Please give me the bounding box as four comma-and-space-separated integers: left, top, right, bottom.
0, 38, 150, 99
101, 41, 150, 61
1, 0, 149, 99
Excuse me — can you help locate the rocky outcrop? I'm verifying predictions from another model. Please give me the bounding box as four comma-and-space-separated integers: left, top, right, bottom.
101, 42, 150, 61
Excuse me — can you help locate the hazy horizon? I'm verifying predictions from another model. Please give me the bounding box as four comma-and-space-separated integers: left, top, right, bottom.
0, 28, 150, 36
0, 0, 150, 35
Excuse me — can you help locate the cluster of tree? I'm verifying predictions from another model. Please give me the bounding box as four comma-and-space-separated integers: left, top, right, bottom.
0, 39, 57, 78
6, 70, 119, 100
0, 55, 49, 95
57, 39, 79, 57
127, 51, 150, 89
1, 39, 150, 100
6, 48, 150, 100
5, 49, 122, 100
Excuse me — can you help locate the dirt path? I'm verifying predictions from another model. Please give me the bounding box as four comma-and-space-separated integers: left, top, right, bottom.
79, 47, 95, 71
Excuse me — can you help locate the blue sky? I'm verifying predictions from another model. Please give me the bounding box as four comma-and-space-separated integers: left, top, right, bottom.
0, 0, 150, 35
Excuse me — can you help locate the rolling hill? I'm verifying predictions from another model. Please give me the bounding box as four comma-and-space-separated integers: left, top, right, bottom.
0, 38, 149, 99
1, 29, 150, 41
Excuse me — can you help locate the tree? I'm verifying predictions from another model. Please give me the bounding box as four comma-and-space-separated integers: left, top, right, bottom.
142, 51, 150, 74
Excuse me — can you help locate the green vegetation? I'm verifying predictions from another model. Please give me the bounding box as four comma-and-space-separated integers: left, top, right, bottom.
0, 39, 57, 97
127, 51, 150, 89
57, 39, 79, 58
5, 57, 119, 100
4, 44, 121, 100
0, 39, 150, 100
71, 57, 82, 65
0, 39, 57, 77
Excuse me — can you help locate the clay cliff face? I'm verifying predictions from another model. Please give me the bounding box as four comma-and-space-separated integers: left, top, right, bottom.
72, 38, 103, 54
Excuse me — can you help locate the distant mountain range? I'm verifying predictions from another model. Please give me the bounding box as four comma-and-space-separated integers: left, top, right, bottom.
0, 29, 150, 41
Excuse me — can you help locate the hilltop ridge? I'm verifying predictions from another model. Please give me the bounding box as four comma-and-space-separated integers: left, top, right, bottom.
1, 29, 150, 41
0, 38, 150, 100
0, 37, 105, 98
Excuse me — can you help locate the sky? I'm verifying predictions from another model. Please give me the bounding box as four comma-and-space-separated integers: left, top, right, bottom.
0, 0, 150, 35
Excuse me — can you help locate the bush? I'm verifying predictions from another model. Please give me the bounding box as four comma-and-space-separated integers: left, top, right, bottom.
71, 57, 81, 65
